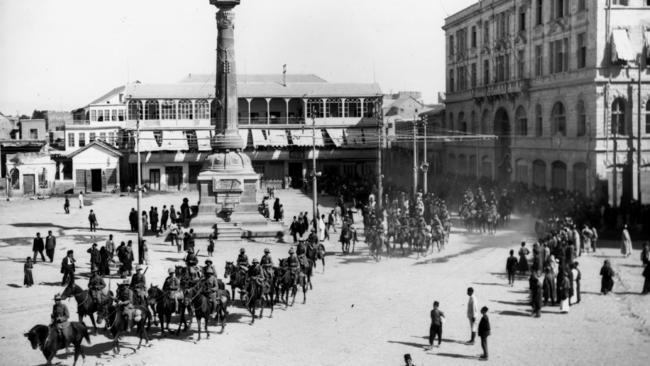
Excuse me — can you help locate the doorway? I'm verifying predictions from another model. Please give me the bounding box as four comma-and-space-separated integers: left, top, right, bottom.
166, 166, 183, 191
288, 162, 303, 188
149, 169, 161, 191
493, 108, 512, 183
23, 174, 35, 195
91, 169, 102, 192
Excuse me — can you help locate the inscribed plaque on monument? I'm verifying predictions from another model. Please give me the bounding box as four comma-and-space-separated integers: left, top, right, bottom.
212, 178, 242, 192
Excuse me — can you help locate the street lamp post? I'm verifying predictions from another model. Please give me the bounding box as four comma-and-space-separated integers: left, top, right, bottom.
310, 110, 319, 244
136, 119, 143, 264
412, 119, 418, 197
421, 117, 429, 194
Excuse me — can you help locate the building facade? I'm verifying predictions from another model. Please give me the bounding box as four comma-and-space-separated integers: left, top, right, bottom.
443, 0, 650, 205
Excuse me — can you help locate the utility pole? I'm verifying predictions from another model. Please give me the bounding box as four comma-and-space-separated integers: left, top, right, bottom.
310, 110, 319, 244
422, 117, 429, 194
377, 101, 383, 211
637, 55, 642, 203
412, 119, 418, 197
136, 119, 143, 263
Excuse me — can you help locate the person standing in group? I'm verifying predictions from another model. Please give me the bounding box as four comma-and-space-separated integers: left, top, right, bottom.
428, 301, 445, 349
640, 242, 649, 267
518, 242, 530, 274
32, 232, 45, 262
63, 195, 70, 214
170, 205, 177, 224
273, 198, 281, 222
141, 240, 149, 265
478, 306, 491, 360
141, 211, 149, 236
591, 225, 599, 252
621, 224, 633, 258
99, 245, 111, 276
150, 206, 158, 234
529, 272, 542, 317
78, 191, 84, 209
571, 262, 581, 304
60, 250, 76, 286
506, 249, 518, 286
542, 265, 556, 306
24, 257, 34, 287
160, 205, 169, 231
169, 221, 180, 252
466, 287, 478, 344
105, 234, 115, 260
290, 216, 299, 243
208, 233, 215, 257
45, 230, 56, 262
87, 243, 101, 272
558, 265, 571, 313
642, 261, 650, 294
600, 259, 615, 294
129, 208, 138, 232
88, 209, 98, 232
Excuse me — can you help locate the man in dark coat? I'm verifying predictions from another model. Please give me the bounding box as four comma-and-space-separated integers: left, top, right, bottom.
160, 205, 169, 231
289, 217, 300, 243
32, 232, 45, 262
478, 306, 491, 360
529, 272, 542, 317
87, 243, 101, 272
506, 249, 518, 286
60, 250, 76, 286
44, 230, 57, 262
88, 210, 98, 232
128, 208, 137, 232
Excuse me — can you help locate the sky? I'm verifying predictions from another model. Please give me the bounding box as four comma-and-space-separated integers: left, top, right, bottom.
0, 0, 476, 116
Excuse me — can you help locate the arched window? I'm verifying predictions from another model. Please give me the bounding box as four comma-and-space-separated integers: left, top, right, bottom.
573, 162, 587, 195
535, 104, 543, 136
481, 110, 490, 134
532, 160, 546, 187
9, 167, 19, 189
345, 98, 361, 117
458, 112, 467, 132
515, 159, 528, 183
145, 100, 159, 120
515, 106, 527, 136
326, 98, 342, 117
481, 155, 493, 179
178, 100, 193, 120
195, 100, 210, 119
160, 100, 176, 120
551, 102, 566, 136
128, 100, 143, 121
611, 98, 627, 135
307, 98, 324, 118
471, 111, 478, 134
551, 161, 567, 190
576, 100, 586, 137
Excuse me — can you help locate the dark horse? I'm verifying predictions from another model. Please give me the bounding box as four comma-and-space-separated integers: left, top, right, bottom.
147, 285, 190, 335
25, 323, 90, 366
99, 302, 151, 353
184, 285, 212, 340
224, 261, 247, 302
278, 259, 308, 306
306, 242, 326, 273
243, 276, 274, 324
61, 283, 112, 333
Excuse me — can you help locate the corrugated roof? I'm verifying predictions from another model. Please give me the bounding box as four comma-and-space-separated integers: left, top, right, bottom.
125, 81, 382, 99
180, 74, 328, 84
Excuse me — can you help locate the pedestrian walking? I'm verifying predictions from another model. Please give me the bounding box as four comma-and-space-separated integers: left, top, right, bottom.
518, 241, 530, 274
170, 205, 177, 224
478, 306, 491, 360
290, 216, 299, 243
129, 208, 138, 232
63, 196, 70, 214
105, 234, 115, 260
208, 234, 215, 257
591, 225, 599, 252
558, 265, 571, 313
529, 272, 542, 317
640, 242, 649, 266
600, 259, 615, 295
466, 287, 478, 344
45, 230, 56, 262
87, 243, 100, 272
60, 250, 76, 286
642, 262, 650, 294
161, 205, 169, 231
621, 225, 633, 257
78, 191, 84, 209
32, 232, 45, 262
273, 198, 281, 221
88, 210, 98, 232
506, 249, 518, 286
99, 245, 111, 276
571, 261, 581, 304
141, 239, 149, 265
428, 301, 445, 349
141, 211, 149, 236
24, 257, 34, 287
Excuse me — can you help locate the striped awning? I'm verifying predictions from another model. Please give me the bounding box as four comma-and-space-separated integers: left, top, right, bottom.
196, 130, 212, 151
344, 129, 366, 145
611, 29, 636, 62
161, 130, 189, 151
290, 129, 324, 147
138, 131, 161, 152
267, 129, 289, 147
326, 129, 345, 147
251, 129, 269, 147
239, 129, 250, 148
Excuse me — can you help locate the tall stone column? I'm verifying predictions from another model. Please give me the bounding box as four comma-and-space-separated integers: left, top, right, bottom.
211, 0, 244, 150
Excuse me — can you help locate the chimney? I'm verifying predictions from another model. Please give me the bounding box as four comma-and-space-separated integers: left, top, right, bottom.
282, 64, 287, 86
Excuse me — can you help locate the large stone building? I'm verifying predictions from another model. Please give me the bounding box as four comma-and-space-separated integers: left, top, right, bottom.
443, 0, 650, 205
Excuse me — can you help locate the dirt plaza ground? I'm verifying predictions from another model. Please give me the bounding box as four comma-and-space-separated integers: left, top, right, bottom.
0, 190, 648, 366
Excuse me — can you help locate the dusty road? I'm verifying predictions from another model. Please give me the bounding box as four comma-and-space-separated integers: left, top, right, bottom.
0, 190, 648, 365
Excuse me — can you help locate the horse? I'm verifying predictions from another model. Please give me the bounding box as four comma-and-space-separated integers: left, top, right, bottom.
25, 323, 90, 366
277, 259, 308, 306
298, 255, 314, 290
183, 285, 211, 340
61, 283, 112, 333
306, 242, 326, 273
224, 261, 247, 303
99, 302, 151, 353
339, 225, 352, 254
243, 276, 273, 325
147, 285, 190, 335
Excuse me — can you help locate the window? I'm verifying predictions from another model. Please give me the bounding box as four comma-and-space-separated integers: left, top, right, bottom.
577, 33, 586, 69
519, 10, 526, 31
497, 12, 508, 39
363, 99, 376, 118
153, 130, 163, 147
481, 110, 489, 134
118, 109, 125, 121
535, 104, 543, 136
128, 100, 143, 120
496, 54, 510, 82
67, 133, 75, 147
145, 100, 159, 120
549, 38, 569, 73
90, 110, 97, 122
29, 128, 38, 139
97, 110, 103, 122
458, 66, 467, 90
471, 26, 477, 48
578, 0, 586, 11
89, 132, 96, 143
457, 28, 468, 56
345, 98, 361, 117
646, 100, 650, 133
79, 133, 86, 147
111, 110, 117, 121
611, 98, 627, 135
99, 132, 106, 141
612, 0, 628, 5
195, 100, 210, 119
551, 161, 567, 190
515, 106, 528, 136
535, 45, 543, 76
483, 60, 490, 85
449, 35, 455, 56
483, 21, 490, 45
577, 100, 587, 137
161, 100, 176, 120
458, 112, 467, 132
471, 111, 478, 133
517, 50, 525, 78
108, 132, 116, 145
178, 100, 193, 119
551, 102, 566, 136
471, 63, 477, 87
555, 0, 568, 18
326, 99, 342, 117
536, 0, 543, 25
449, 69, 455, 92
104, 110, 111, 122
307, 98, 324, 118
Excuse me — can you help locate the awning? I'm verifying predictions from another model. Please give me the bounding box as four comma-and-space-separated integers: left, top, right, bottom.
251, 129, 269, 147
344, 129, 366, 145
267, 129, 289, 147
161, 130, 189, 151
196, 130, 212, 151
326, 129, 345, 147
290, 129, 324, 147
138, 131, 160, 152
644, 31, 650, 59
611, 28, 636, 63
239, 129, 250, 148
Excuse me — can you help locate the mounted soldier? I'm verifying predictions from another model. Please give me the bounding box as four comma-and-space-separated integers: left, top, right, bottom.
203, 259, 217, 279
260, 248, 274, 281
162, 267, 182, 312
116, 279, 135, 331
286, 247, 300, 286
184, 248, 201, 284
236, 248, 249, 273
202, 266, 219, 318
130, 265, 147, 306
50, 294, 69, 338
88, 269, 107, 304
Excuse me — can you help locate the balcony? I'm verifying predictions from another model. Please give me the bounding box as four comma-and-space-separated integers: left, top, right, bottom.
473, 79, 530, 103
